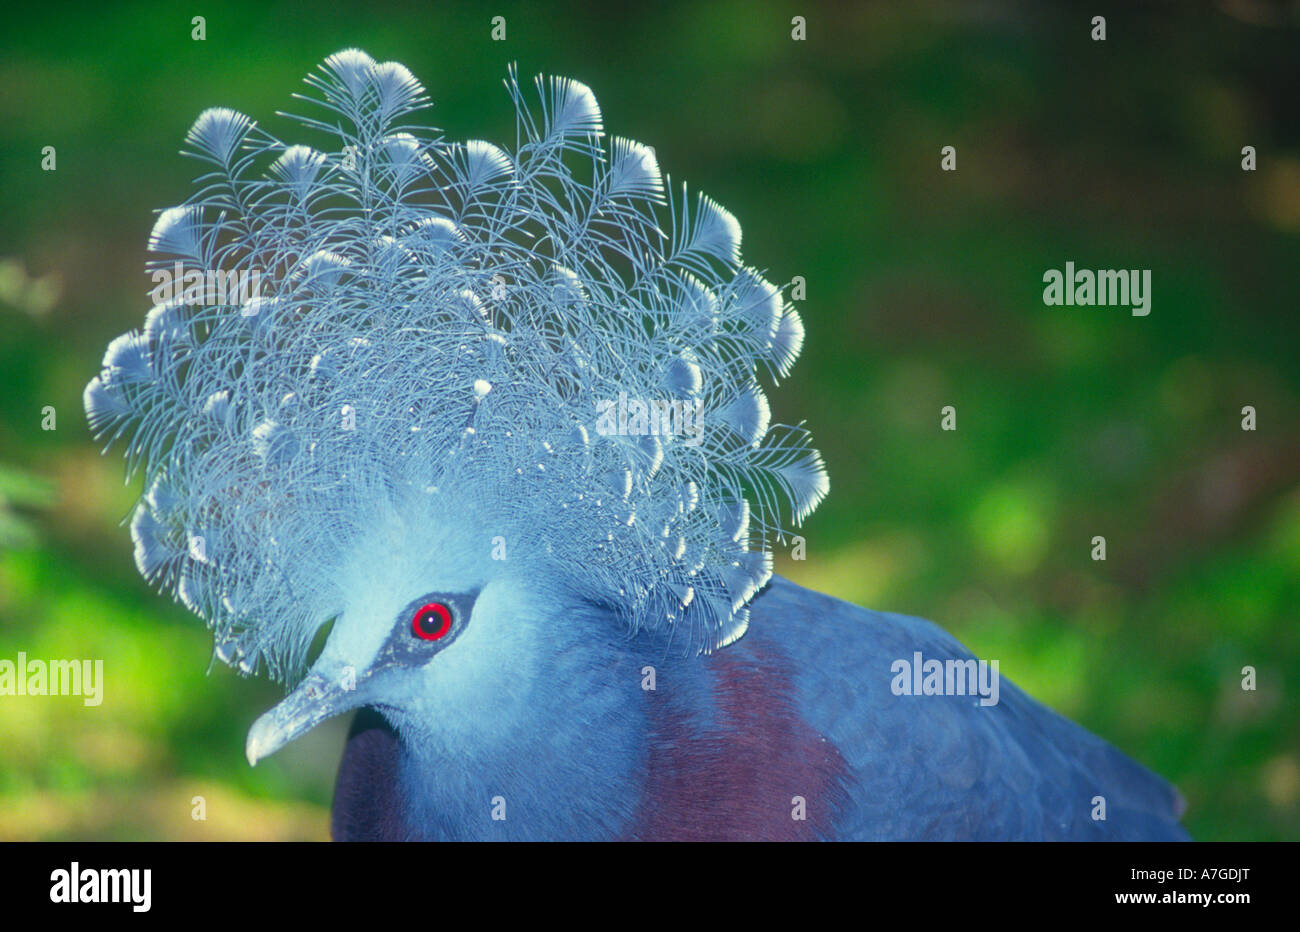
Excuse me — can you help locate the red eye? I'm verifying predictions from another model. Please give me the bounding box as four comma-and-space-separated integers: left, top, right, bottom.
412, 602, 452, 641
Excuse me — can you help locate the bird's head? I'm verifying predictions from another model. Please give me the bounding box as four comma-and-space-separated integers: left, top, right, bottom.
244, 585, 481, 766
242, 508, 566, 765
85, 49, 828, 765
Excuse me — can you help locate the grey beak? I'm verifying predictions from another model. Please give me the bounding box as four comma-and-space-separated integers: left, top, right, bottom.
245, 668, 368, 766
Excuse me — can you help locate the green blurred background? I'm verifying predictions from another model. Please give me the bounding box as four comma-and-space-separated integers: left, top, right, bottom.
1, 1, 1297, 840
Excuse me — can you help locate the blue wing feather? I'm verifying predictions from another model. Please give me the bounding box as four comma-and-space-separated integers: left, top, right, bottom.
747, 576, 1189, 840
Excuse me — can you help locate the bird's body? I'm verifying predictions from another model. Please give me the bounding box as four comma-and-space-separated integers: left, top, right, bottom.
331, 576, 1188, 841
86, 50, 1190, 841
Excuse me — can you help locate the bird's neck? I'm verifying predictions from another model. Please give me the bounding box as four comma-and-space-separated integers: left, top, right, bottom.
387, 621, 669, 840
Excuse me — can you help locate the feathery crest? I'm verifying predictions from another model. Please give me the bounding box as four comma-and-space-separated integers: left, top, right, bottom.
86, 50, 828, 681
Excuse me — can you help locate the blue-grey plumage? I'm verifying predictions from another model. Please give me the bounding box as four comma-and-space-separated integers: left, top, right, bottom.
320, 576, 1188, 841
86, 50, 1190, 841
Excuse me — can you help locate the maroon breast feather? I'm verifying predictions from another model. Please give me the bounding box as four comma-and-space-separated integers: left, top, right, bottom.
629, 639, 850, 840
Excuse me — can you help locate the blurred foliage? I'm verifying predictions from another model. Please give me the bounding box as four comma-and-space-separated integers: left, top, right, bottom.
0, 0, 1296, 840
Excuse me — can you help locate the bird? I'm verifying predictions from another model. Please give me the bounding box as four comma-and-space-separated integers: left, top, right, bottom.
85, 49, 1190, 841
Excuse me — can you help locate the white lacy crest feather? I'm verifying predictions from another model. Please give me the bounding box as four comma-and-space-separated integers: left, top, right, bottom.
86, 49, 828, 681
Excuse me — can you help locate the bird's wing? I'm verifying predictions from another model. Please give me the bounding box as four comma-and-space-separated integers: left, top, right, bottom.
747, 576, 1190, 840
